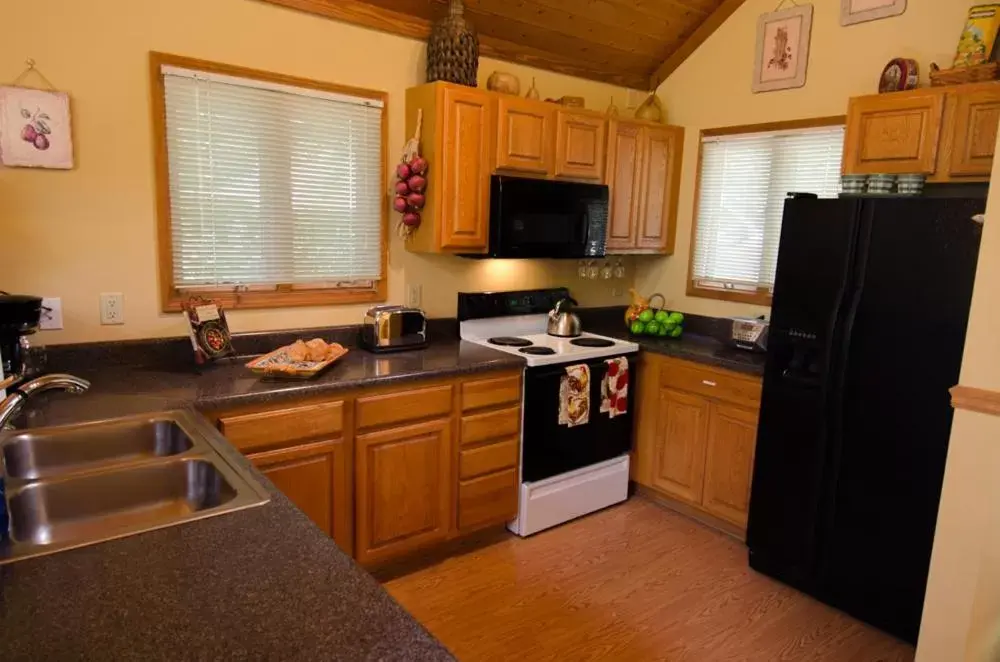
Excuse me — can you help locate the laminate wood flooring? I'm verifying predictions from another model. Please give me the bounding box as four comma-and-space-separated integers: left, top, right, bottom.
385, 497, 914, 662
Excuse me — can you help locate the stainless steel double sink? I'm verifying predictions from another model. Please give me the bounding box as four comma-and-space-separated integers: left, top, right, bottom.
1, 410, 269, 564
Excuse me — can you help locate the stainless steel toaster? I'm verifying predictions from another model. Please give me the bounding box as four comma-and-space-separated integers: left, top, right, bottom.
360, 305, 427, 353
730, 317, 769, 353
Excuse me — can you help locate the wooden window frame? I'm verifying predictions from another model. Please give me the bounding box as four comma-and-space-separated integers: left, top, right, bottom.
686, 115, 847, 306
149, 51, 390, 313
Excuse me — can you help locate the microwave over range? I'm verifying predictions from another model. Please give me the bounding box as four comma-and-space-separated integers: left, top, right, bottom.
463, 175, 610, 259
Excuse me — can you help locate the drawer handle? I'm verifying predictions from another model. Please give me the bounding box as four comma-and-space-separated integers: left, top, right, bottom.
702, 380, 717, 387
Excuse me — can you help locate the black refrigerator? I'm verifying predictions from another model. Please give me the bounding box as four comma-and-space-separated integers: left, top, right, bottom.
746, 196, 984, 644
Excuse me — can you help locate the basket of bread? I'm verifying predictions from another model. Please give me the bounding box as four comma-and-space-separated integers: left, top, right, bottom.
246, 338, 349, 379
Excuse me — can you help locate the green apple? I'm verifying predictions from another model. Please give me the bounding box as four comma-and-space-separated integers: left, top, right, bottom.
645, 321, 660, 336
668, 312, 684, 324
630, 321, 646, 335
654, 310, 670, 323
657, 324, 669, 337
638, 309, 654, 323
669, 325, 683, 338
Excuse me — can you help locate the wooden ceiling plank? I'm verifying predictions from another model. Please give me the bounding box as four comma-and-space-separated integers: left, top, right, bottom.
457, 0, 673, 60
602, 0, 718, 21
525, 0, 686, 42
649, 0, 745, 88
256, 0, 649, 89
461, 7, 659, 72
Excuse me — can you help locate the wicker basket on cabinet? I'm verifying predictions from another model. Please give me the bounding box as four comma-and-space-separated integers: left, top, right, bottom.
426, 0, 479, 87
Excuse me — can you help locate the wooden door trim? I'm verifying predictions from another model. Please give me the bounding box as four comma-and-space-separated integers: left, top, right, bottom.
951, 385, 1000, 416
844, 92, 945, 174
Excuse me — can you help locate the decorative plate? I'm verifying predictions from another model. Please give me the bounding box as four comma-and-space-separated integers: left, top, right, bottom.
879, 58, 919, 93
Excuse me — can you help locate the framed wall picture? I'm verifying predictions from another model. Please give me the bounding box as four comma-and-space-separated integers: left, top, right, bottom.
841, 0, 907, 27
0, 86, 74, 169
753, 5, 814, 93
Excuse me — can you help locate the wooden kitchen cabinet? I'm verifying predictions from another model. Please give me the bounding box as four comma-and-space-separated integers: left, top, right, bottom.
554, 110, 606, 181
634, 353, 761, 538
605, 119, 684, 254
355, 417, 453, 565
844, 82, 1000, 182
496, 96, 556, 176
248, 438, 352, 553
405, 82, 494, 254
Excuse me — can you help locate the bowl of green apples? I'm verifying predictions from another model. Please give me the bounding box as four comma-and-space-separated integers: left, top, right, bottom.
628, 307, 684, 339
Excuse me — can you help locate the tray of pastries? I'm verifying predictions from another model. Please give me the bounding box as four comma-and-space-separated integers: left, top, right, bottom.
246, 338, 349, 379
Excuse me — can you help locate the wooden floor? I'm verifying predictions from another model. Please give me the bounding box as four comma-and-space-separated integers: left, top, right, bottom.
385, 497, 915, 662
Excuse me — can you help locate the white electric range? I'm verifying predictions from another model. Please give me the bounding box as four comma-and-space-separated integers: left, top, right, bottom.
459, 289, 638, 537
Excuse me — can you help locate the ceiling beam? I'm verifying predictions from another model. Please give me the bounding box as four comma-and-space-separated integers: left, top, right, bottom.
649, 0, 746, 89
257, 0, 649, 89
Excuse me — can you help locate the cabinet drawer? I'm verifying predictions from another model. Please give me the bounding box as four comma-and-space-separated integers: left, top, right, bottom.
459, 468, 518, 531
660, 361, 761, 407
356, 384, 453, 431
461, 406, 520, 446
460, 437, 519, 479
219, 401, 344, 453
461, 374, 521, 411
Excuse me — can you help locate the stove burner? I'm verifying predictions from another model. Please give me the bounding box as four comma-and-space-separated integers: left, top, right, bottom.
519, 346, 556, 356
570, 337, 616, 348
488, 336, 533, 347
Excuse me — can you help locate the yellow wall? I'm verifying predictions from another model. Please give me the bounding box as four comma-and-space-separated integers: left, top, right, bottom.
0, 0, 634, 344
917, 130, 1000, 662
634, 0, 976, 318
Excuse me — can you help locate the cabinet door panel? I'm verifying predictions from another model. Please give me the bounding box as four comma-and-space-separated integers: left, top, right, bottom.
555, 111, 606, 181
702, 403, 759, 530
440, 86, 493, 250
844, 92, 944, 174
497, 98, 554, 175
249, 439, 352, 553
638, 125, 683, 252
605, 121, 643, 250
355, 418, 452, 564
652, 388, 709, 504
950, 88, 1000, 177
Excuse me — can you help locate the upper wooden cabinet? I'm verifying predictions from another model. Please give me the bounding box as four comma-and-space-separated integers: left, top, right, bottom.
555, 110, 606, 181
949, 87, 1000, 177
844, 82, 1000, 182
606, 120, 684, 254
405, 83, 494, 254
496, 97, 556, 175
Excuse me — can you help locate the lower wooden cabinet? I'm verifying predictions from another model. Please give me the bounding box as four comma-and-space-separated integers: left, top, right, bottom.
209, 369, 523, 567
248, 438, 352, 553
635, 354, 761, 537
355, 418, 453, 565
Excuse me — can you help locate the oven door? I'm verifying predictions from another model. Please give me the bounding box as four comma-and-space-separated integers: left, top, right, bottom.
521, 353, 637, 483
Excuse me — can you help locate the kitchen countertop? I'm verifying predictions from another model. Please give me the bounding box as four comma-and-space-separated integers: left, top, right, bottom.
0, 417, 455, 661
591, 326, 766, 377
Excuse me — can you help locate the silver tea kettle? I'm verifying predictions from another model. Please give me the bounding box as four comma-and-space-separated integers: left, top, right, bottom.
547, 297, 581, 338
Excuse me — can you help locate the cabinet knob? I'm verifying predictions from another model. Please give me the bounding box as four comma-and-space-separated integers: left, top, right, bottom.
702, 380, 717, 387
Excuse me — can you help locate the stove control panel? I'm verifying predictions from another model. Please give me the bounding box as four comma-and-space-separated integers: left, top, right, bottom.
458, 288, 571, 321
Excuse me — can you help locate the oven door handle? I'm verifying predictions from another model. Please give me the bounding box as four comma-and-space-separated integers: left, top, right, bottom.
525, 353, 634, 379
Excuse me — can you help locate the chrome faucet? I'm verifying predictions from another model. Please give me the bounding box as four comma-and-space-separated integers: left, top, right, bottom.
0, 374, 90, 430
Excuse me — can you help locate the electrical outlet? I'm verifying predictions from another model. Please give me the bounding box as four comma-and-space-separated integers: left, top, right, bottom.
612, 287, 625, 298
100, 292, 124, 325
40, 297, 63, 330
407, 284, 422, 308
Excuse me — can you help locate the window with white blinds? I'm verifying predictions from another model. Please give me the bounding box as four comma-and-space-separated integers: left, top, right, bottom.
160, 64, 384, 295
691, 123, 845, 299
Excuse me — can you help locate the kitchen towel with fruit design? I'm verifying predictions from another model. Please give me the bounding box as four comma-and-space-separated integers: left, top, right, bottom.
558, 364, 590, 427
600, 357, 629, 419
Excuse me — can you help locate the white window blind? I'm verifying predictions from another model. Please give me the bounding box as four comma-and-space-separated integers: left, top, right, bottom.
692, 124, 845, 294
162, 66, 384, 290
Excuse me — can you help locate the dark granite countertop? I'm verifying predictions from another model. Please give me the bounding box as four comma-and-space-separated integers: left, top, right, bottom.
589, 325, 766, 377
0, 418, 454, 661
22, 338, 524, 428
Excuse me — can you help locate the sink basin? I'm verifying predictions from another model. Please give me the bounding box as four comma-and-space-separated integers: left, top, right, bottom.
8, 459, 237, 546
0, 409, 269, 564
3, 418, 194, 480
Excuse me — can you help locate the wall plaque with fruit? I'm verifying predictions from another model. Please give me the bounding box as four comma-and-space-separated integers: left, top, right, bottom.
625, 289, 684, 339
0, 84, 74, 169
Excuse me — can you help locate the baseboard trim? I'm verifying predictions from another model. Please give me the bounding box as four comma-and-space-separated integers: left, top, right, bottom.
634, 484, 746, 542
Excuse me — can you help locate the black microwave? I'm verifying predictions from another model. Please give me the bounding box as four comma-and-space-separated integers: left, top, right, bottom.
467, 175, 609, 259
